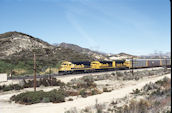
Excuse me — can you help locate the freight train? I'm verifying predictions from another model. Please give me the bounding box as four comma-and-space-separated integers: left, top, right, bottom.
59, 59, 171, 74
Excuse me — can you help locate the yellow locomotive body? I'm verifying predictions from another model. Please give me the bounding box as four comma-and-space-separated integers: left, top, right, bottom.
59, 61, 74, 71
90, 61, 112, 69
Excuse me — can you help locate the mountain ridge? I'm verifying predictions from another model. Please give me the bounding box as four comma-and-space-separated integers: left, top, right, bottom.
0, 31, 105, 61
1, 31, 169, 61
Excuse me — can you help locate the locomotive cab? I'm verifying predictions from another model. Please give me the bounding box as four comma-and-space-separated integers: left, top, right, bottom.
91, 61, 101, 69
59, 61, 74, 71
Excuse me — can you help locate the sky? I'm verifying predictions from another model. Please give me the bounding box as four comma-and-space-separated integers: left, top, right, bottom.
0, 0, 171, 55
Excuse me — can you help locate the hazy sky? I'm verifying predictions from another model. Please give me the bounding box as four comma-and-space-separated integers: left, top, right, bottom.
0, 0, 170, 55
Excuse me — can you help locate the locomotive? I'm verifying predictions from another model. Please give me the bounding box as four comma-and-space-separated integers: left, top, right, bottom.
59, 59, 171, 74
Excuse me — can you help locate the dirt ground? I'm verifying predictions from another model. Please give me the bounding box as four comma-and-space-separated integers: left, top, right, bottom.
0, 69, 170, 113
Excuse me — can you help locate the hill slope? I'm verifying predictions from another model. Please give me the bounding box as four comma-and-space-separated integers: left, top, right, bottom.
0, 31, 96, 61
58, 42, 109, 60
108, 52, 139, 60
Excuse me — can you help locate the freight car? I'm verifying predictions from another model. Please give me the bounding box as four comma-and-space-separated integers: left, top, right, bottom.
161, 59, 171, 67
127, 59, 171, 69
58, 59, 171, 74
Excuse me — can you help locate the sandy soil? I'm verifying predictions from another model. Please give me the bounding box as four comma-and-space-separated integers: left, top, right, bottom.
0, 72, 170, 113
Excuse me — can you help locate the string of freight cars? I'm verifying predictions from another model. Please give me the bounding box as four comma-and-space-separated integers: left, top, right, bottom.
58, 59, 171, 74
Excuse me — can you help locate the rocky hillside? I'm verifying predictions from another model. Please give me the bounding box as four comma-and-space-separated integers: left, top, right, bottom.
108, 52, 139, 60
58, 42, 109, 60
0, 31, 106, 61
0, 31, 54, 58
0, 31, 142, 62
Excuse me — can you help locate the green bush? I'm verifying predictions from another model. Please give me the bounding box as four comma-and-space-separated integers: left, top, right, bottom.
79, 89, 87, 97
48, 89, 65, 103
10, 89, 66, 105
10, 91, 44, 104
42, 97, 50, 103
1, 84, 23, 91
12, 84, 23, 90
3, 85, 14, 91
0, 77, 66, 92
91, 89, 97, 95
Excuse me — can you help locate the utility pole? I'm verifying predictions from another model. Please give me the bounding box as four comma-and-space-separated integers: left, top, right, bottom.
165, 58, 167, 72
131, 57, 134, 75
33, 52, 37, 92
10, 59, 12, 79
49, 66, 52, 86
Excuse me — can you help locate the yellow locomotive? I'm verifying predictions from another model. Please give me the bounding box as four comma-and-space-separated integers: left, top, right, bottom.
59, 60, 128, 74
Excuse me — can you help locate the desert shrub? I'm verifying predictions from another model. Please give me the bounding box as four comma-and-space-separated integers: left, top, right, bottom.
95, 99, 104, 113
10, 90, 45, 104
116, 72, 124, 77
70, 77, 97, 89
118, 99, 150, 113
132, 88, 140, 94
111, 73, 116, 76
12, 84, 23, 90
23, 80, 33, 88
2, 85, 14, 91
79, 89, 87, 97
91, 88, 101, 95
68, 98, 73, 101
151, 88, 165, 96
143, 82, 159, 92
95, 75, 107, 81
0, 85, 2, 90
39, 78, 50, 86
91, 89, 97, 95
1, 84, 23, 91
149, 71, 155, 76
10, 89, 66, 104
103, 88, 111, 92
42, 97, 50, 103
66, 91, 79, 96
47, 89, 65, 103
155, 77, 169, 86
21, 78, 65, 89
82, 76, 94, 82
134, 76, 140, 80
64, 107, 78, 113
137, 99, 150, 113
82, 107, 92, 112
166, 110, 171, 113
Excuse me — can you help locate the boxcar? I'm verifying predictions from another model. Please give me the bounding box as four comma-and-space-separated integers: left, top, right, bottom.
132, 59, 147, 68
161, 59, 171, 66
167, 59, 171, 66
147, 59, 161, 67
